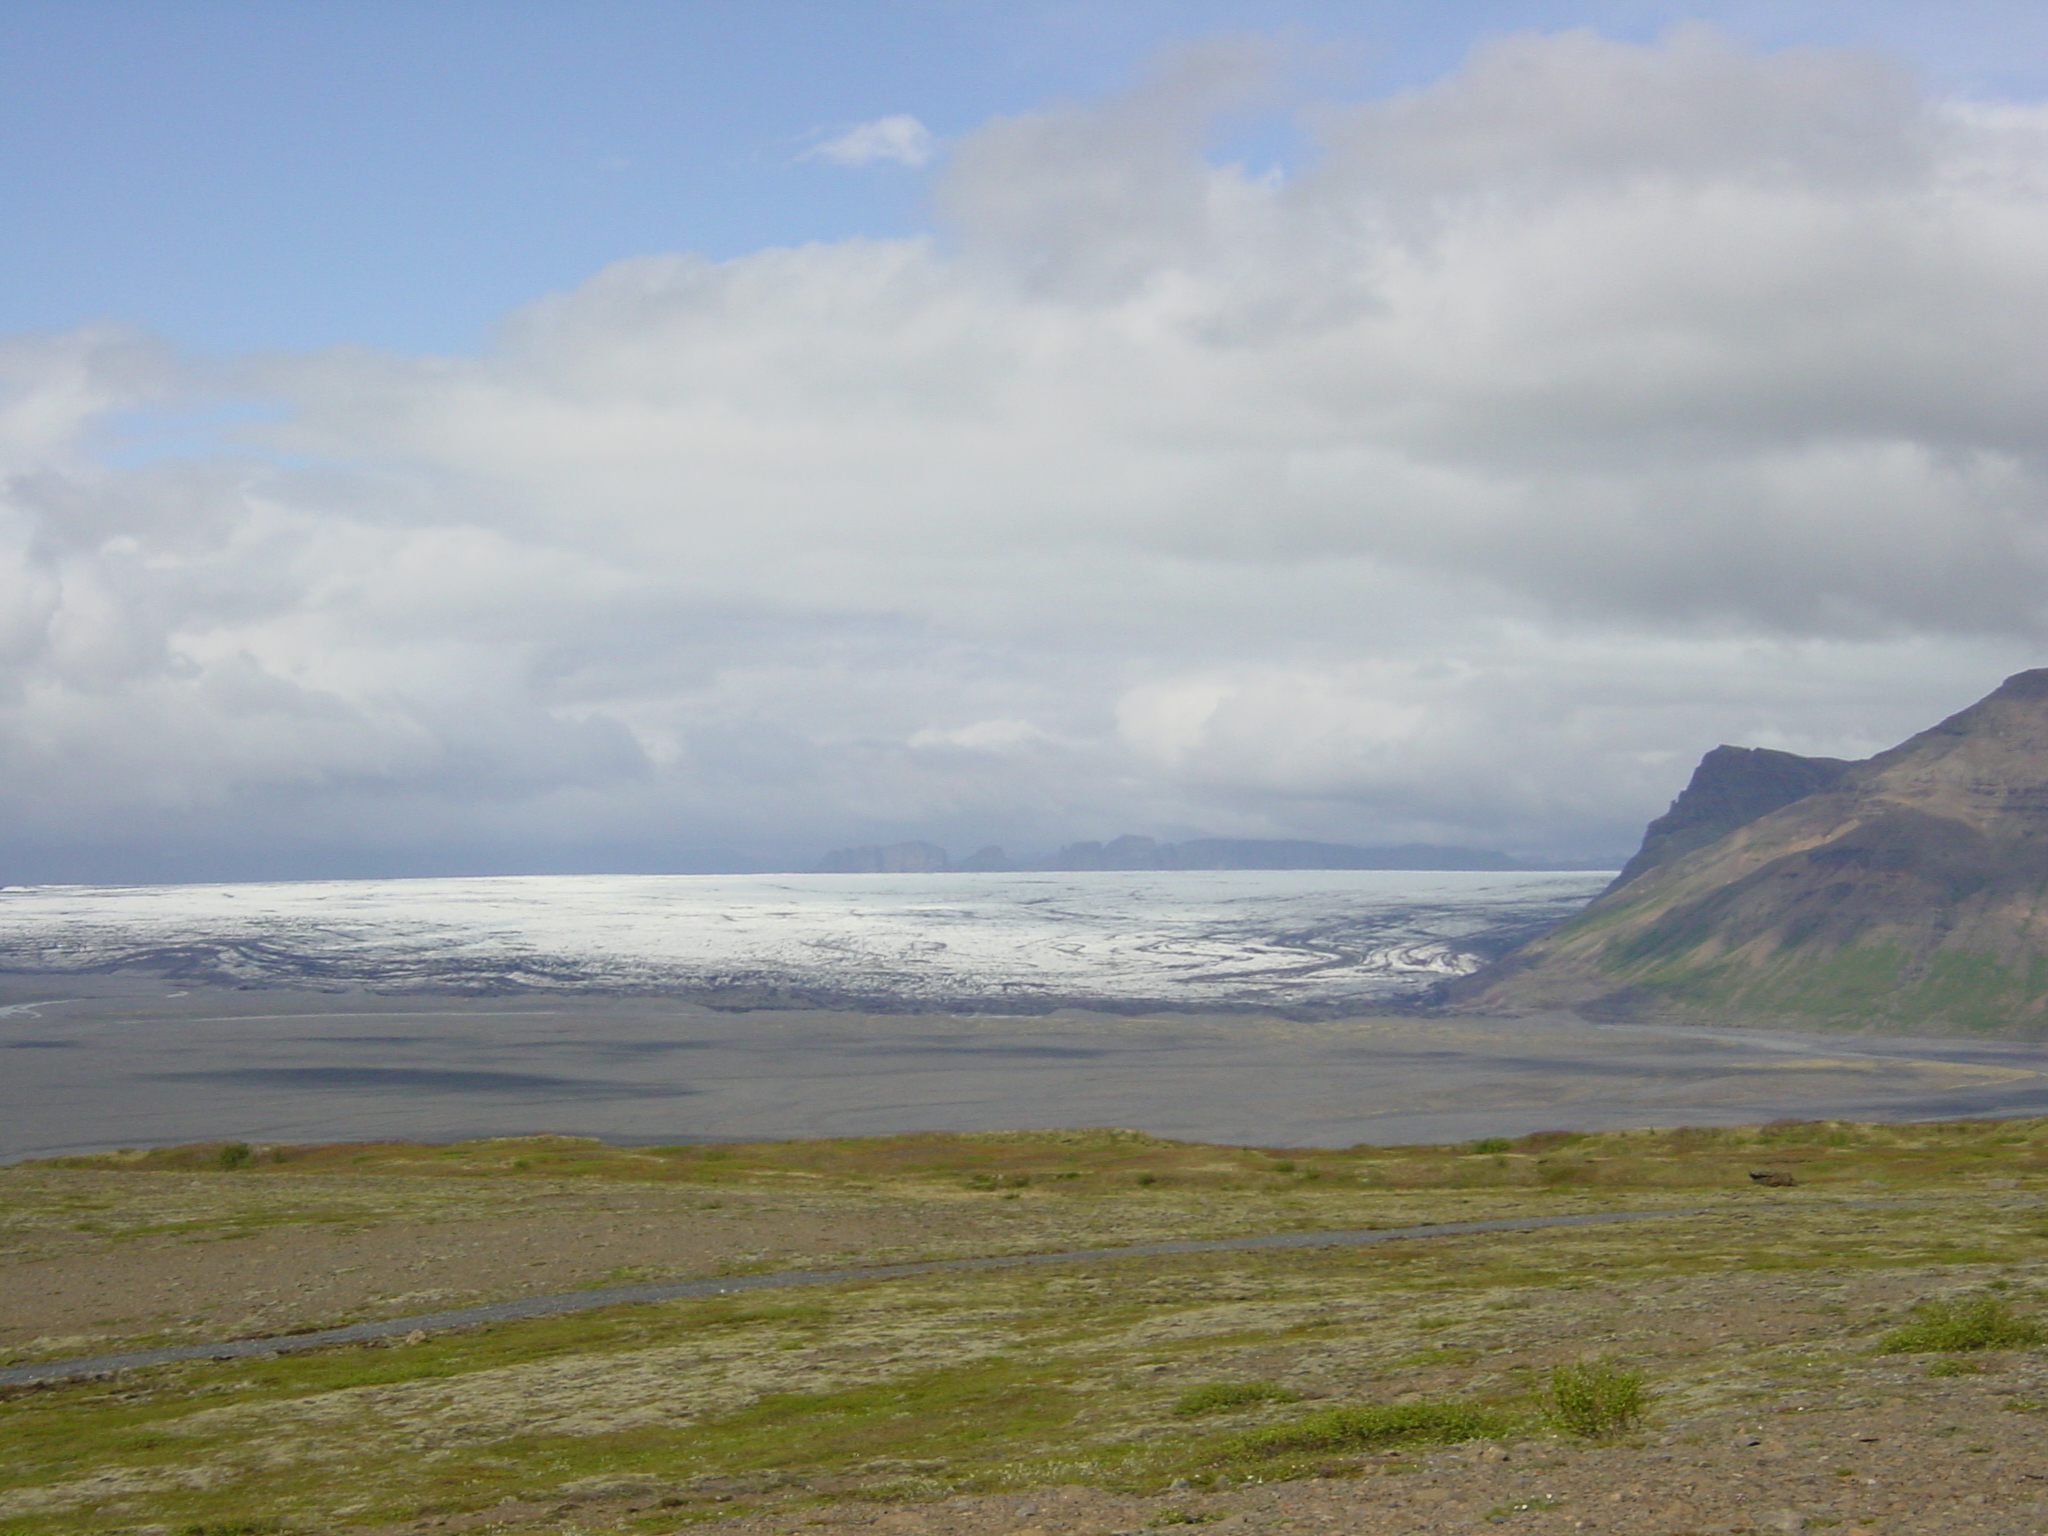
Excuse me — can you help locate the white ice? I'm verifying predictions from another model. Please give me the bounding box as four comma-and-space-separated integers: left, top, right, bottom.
0, 869, 1611, 1010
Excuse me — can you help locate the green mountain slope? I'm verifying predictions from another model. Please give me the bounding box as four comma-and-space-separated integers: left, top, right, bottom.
1458, 669, 2048, 1034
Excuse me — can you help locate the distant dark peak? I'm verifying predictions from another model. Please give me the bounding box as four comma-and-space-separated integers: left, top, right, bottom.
813, 841, 949, 874
1051, 835, 1169, 870
952, 845, 1015, 872
1608, 744, 1855, 892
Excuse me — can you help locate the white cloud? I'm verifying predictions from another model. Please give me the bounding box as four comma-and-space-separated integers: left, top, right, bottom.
6, 27, 2048, 876
806, 114, 936, 168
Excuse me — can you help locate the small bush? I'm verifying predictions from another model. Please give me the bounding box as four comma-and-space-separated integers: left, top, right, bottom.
1877, 1295, 2046, 1354
1927, 1357, 1984, 1377
1172, 1381, 1302, 1417
1471, 1137, 1512, 1155
1231, 1401, 1510, 1457
967, 1171, 1032, 1190
1548, 1359, 1648, 1438
216, 1142, 254, 1171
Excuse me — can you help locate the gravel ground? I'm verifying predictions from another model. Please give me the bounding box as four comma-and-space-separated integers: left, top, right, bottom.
369, 1376, 2048, 1536
11, 1150, 2048, 1535
1, 1179, 956, 1355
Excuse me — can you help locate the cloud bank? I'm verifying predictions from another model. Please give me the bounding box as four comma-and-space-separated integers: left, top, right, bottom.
5, 26, 2047, 879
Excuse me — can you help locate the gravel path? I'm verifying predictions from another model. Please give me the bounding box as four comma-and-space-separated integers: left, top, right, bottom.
0, 1205, 1704, 1386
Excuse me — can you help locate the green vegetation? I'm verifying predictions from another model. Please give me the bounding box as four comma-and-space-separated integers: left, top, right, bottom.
1546, 1359, 1649, 1438
1591, 931, 2048, 1035
1170, 1381, 1303, 1417
1876, 1294, 2046, 1354
9, 1118, 2048, 1532
1228, 1402, 1511, 1456
28, 1114, 2048, 1199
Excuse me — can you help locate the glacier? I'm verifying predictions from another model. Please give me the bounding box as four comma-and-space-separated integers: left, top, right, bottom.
0, 869, 1610, 1012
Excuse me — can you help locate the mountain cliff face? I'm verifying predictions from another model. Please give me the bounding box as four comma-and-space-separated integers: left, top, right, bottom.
1605, 745, 1855, 891
1457, 670, 2048, 1034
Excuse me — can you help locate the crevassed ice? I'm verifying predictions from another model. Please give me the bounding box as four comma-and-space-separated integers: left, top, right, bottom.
0, 869, 1608, 1009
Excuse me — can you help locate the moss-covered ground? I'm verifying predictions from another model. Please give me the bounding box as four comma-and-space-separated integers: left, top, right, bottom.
5, 1119, 2048, 1533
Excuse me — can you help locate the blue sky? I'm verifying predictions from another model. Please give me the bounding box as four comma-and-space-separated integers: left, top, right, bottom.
4, 3, 2048, 879
7, 1, 2048, 355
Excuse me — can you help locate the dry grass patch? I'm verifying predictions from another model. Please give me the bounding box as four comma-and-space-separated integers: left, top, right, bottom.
24, 1115, 2048, 1199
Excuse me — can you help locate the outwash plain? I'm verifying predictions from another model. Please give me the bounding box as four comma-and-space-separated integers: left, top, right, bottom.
10, 1121, 2048, 1536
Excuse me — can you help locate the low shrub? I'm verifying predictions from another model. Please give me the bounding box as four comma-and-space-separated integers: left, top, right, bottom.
1547, 1359, 1648, 1438
1171, 1381, 1302, 1417
1230, 1401, 1510, 1457
1877, 1295, 2045, 1354
1471, 1137, 1512, 1155
216, 1142, 254, 1171
1927, 1357, 1984, 1377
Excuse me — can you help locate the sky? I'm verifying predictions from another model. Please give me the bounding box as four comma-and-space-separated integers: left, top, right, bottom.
5, 1, 2048, 880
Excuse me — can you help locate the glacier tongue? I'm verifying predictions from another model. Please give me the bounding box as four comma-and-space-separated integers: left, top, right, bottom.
0, 869, 1607, 1011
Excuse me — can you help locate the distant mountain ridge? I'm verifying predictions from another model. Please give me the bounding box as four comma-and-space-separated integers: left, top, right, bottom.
814, 835, 1575, 874
1455, 668, 2048, 1034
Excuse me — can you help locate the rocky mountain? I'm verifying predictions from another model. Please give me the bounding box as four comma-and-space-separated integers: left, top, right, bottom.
813, 841, 950, 874
1456, 669, 2048, 1033
1604, 745, 1854, 890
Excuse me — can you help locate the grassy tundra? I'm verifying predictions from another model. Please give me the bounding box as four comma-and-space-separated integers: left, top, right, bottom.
5, 1121, 2048, 1533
